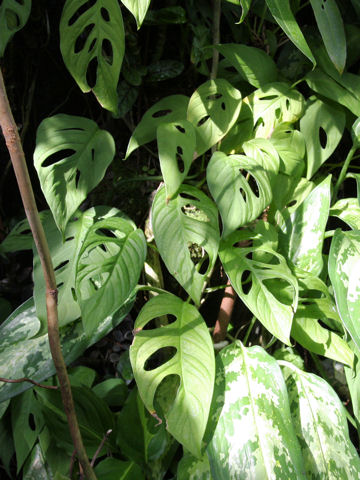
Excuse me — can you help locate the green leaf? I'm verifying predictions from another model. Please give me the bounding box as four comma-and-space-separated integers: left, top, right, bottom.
121, 0, 151, 29
92, 378, 127, 407
0, 211, 48, 255
130, 293, 215, 458
68, 366, 96, 388
264, 0, 316, 66
283, 362, 360, 477
219, 101, 253, 154
147, 60, 184, 82
76, 216, 146, 334
309, 0, 346, 73
220, 229, 298, 345
177, 452, 212, 480
351, 117, 360, 148
157, 120, 196, 199
345, 347, 360, 426
207, 343, 305, 479
300, 99, 345, 179
34, 115, 115, 235
151, 185, 220, 306
23, 444, 52, 480
242, 138, 280, 186
269, 123, 305, 177
0, 0, 31, 57
125, 95, 189, 159
94, 458, 144, 480
279, 176, 331, 276
330, 198, 360, 230
329, 229, 360, 351
224, 0, 252, 22
60, 0, 124, 113
216, 44, 277, 88
187, 79, 242, 156
207, 151, 272, 237
247, 82, 304, 138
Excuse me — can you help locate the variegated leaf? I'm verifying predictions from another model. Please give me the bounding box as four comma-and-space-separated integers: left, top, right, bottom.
330, 198, 360, 230
177, 453, 212, 480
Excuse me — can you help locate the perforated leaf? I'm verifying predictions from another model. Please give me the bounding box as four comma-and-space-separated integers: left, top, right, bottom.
76, 217, 146, 334
125, 95, 189, 159
130, 293, 215, 458
283, 362, 360, 478
220, 229, 298, 345
34, 114, 115, 235
242, 138, 280, 186
121, 0, 151, 29
300, 99, 345, 179
269, 123, 306, 177
60, 0, 124, 113
0, 0, 31, 57
157, 120, 196, 200
207, 343, 305, 479
187, 79, 242, 156
329, 229, 360, 351
151, 185, 220, 306
207, 151, 272, 237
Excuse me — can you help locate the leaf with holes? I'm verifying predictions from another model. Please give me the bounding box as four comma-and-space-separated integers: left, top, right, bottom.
330, 198, 360, 230
310, 0, 346, 73
207, 342, 305, 479
76, 216, 146, 334
0, 0, 31, 57
216, 44, 277, 88
130, 293, 215, 458
187, 79, 242, 156
278, 176, 331, 276
300, 99, 345, 179
34, 114, 115, 235
219, 101, 253, 154
125, 95, 189, 159
151, 185, 220, 306
60, 0, 124, 113
242, 138, 280, 186
121, 0, 151, 29
207, 151, 272, 238
329, 229, 360, 351
157, 120, 196, 200
220, 229, 298, 345
246, 82, 304, 139
269, 123, 306, 177
282, 362, 360, 478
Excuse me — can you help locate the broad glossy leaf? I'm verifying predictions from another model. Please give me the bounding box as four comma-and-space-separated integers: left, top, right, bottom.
265, 0, 315, 66
269, 123, 305, 177
125, 95, 189, 159
23, 444, 52, 480
0, 297, 133, 402
94, 458, 144, 480
207, 343, 305, 479
0, 0, 31, 57
34, 115, 115, 234
177, 453, 211, 480
300, 99, 345, 179
242, 138, 280, 185
220, 229, 298, 345
247, 82, 304, 138
219, 101, 253, 154
330, 198, 360, 230
157, 120, 196, 200
130, 293, 215, 458
216, 44, 277, 88
278, 175, 331, 276
0, 214, 42, 254
187, 79, 242, 156
60, 0, 124, 113
329, 229, 360, 351
76, 216, 146, 334
283, 362, 360, 477
207, 151, 272, 237
121, 0, 151, 29
151, 185, 220, 306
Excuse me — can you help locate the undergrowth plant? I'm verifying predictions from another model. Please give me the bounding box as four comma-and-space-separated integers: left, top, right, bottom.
1, 0, 360, 479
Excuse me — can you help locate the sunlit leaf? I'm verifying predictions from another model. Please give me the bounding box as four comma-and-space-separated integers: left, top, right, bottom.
330, 198, 360, 230
121, 0, 151, 29
94, 458, 144, 480
269, 123, 306, 177
177, 453, 211, 480
219, 101, 253, 154
242, 138, 280, 186
0, 0, 31, 57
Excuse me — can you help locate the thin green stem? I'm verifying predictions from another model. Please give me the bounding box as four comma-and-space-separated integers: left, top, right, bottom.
333, 146, 357, 202
256, 2, 267, 36
243, 316, 257, 345
136, 285, 169, 295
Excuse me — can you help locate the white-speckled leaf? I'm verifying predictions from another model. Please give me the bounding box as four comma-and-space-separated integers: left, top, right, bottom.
207, 342, 305, 479
177, 453, 212, 480
220, 229, 298, 345
130, 293, 215, 458
330, 198, 360, 230
151, 185, 220, 306
278, 175, 331, 276
282, 361, 360, 478
329, 229, 360, 351
207, 151, 272, 238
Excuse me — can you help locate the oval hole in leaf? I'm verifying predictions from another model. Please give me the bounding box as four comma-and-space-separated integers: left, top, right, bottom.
221, 102, 226, 111
248, 173, 260, 198
241, 270, 251, 294
319, 126, 327, 149
57, 282, 64, 289
260, 95, 278, 101
286, 200, 297, 208
179, 192, 199, 202
28, 413, 36, 432
68, 0, 97, 26
20, 229, 31, 235
75, 169, 80, 189
177, 154, 185, 173
102, 38, 113, 65
142, 314, 177, 331
198, 253, 210, 275
88, 38, 96, 53
100, 7, 110, 22
96, 228, 117, 238
54, 259, 69, 272
144, 346, 177, 371
71, 287, 77, 301
175, 125, 186, 134
41, 149, 76, 167
74, 23, 95, 54
86, 57, 98, 88
65, 236, 75, 242
152, 109, 172, 118
197, 115, 210, 127
275, 108, 281, 119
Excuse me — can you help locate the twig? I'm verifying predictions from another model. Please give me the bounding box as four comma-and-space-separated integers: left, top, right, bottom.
210, 0, 221, 80
0, 376, 58, 390
91, 430, 112, 467
213, 280, 236, 343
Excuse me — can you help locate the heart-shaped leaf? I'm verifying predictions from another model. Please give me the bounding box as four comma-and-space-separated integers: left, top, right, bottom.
76, 217, 146, 334
220, 229, 298, 345
121, 0, 151, 29
207, 151, 272, 237
60, 0, 124, 113
0, 0, 31, 57
207, 342, 304, 479
151, 185, 220, 306
125, 95, 189, 159
187, 79, 242, 156
130, 293, 215, 458
157, 120, 196, 200
34, 114, 115, 235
